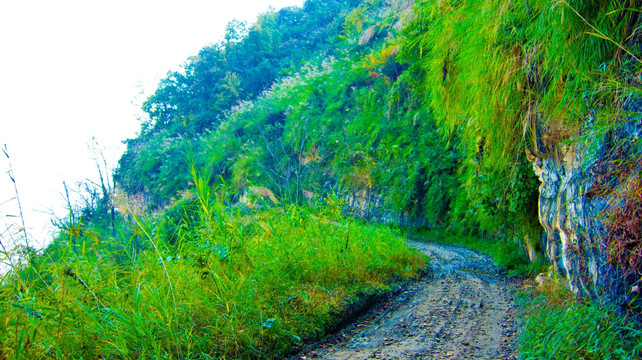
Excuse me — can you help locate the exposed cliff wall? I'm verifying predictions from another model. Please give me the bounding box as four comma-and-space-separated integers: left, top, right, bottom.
534, 107, 642, 307
343, 189, 428, 228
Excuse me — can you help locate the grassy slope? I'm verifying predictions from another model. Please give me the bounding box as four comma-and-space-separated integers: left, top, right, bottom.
518, 277, 642, 360
0, 197, 426, 359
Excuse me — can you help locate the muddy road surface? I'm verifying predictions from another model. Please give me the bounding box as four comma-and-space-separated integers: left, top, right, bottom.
293, 241, 519, 359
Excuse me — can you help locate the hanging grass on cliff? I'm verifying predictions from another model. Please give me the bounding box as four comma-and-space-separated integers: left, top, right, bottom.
398, 0, 641, 241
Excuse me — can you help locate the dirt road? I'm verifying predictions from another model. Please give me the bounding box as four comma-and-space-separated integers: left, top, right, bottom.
294, 241, 519, 359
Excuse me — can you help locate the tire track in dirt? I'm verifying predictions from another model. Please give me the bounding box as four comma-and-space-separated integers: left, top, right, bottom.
293, 241, 518, 359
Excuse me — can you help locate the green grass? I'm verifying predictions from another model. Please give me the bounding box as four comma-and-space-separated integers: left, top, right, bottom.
518, 277, 642, 360
0, 201, 426, 359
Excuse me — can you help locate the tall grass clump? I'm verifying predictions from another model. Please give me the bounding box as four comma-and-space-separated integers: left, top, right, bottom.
518, 277, 642, 359
403, 0, 640, 167
0, 169, 426, 359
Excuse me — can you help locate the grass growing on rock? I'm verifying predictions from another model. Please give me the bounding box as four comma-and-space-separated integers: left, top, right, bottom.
0, 193, 426, 359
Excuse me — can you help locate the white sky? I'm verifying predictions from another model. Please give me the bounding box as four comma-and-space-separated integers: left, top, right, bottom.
0, 0, 305, 249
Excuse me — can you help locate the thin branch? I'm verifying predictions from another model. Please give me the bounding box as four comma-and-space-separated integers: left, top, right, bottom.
3, 145, 30, 250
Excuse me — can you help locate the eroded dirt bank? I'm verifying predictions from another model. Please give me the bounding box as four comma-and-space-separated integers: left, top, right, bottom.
293, 241, 519, 359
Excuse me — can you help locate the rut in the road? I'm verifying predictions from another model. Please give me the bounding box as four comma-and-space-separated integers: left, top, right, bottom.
294, 241, 519, 360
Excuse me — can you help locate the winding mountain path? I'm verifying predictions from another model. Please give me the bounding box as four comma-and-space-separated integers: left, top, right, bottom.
294, 241, 519, 359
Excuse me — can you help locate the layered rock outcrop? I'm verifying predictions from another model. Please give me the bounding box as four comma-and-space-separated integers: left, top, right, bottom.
534, 110, 642, 307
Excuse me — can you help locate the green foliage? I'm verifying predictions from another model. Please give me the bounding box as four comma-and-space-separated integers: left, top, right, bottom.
518, 278, 642, 359
404, 0, 641, 158
0, 189, 426, 359
117, 0, 366, 207
399, 0, 641, 240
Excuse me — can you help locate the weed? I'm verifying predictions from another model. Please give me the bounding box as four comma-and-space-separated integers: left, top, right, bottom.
518, 276, 642, 359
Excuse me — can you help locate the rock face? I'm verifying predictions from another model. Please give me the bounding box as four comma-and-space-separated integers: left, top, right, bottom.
533, 113, 642, 306
343, 189, 427, 227
533, 144, 612, 299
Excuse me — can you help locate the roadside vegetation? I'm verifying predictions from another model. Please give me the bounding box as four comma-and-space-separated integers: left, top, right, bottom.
518, 277, 642, 359
0, 175, 426, 358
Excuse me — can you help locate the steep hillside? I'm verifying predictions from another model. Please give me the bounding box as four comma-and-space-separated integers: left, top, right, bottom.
116, 0, 365, 206
117, 0, 642, 312
1, 0, 641, 358
117, 0, 458, 227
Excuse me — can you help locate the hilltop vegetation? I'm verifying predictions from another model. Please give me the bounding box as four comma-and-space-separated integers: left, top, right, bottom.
1, 0, 641, 358
117, 0, 460, 228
